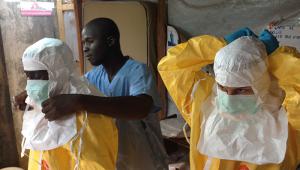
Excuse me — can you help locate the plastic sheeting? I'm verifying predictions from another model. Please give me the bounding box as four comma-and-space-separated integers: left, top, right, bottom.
160, 114, 190, 138
64, 11, 79, 62
168, 0, 300, 37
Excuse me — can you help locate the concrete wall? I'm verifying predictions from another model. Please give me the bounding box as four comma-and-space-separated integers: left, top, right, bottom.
0, 1, 58, 169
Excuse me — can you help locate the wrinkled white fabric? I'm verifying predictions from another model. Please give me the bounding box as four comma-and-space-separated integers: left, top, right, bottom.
21, 38, 103, 151
22, 97, 77, 151
197, 36, 288, 164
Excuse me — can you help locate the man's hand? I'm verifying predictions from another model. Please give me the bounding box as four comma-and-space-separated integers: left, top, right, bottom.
42, 94, 83, 121
13, 90, 32, 111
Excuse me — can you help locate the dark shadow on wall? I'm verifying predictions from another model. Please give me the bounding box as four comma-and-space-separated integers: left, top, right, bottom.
0, 26, 19, 168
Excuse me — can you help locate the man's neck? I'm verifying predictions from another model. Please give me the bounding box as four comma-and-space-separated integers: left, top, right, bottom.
102, 51, 128, 82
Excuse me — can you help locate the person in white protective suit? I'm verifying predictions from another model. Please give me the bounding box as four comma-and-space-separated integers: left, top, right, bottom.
21, 38, 118, 170
158, 29, 300, 170
198, 36, 288, 164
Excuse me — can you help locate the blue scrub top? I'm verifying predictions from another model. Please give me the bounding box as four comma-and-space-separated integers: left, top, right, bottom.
85, 59, 161, 113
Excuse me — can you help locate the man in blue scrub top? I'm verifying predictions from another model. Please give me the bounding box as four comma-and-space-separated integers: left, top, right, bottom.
41, 18, 168, 170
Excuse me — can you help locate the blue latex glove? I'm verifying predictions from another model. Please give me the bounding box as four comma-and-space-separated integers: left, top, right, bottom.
224, 27, 257, 44
259, 29, 279, 55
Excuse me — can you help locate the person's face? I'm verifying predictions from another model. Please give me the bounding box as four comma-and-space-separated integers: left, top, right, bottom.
217, 83, 254, 95
82, 27, 109, 66
24, 70, 49, 80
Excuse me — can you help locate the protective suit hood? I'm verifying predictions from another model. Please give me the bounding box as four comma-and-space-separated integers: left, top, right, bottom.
22, 37, 101, 96
214, 36, 269, 95
214, 36, 268, 87
214, 36, 283, 112
21, 38, 102, 152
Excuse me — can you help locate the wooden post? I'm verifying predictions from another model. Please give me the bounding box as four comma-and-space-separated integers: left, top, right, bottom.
156, 0, 167, 119
62, 3, 74, 11
56, 0, 65, 41
73, 0, 84, 75
57, 0, 83, 73
0, 27, 19, 168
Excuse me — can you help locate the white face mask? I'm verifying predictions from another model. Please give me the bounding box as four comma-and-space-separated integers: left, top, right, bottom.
25, 80, 49, 105
216, 89, 259, 115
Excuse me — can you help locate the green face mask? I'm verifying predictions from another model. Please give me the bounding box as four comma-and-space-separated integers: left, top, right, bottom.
26, 80, 49, 105
216, 89, 259, 115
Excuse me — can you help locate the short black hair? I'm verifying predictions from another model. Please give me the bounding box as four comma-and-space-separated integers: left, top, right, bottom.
85, 18, 120, 42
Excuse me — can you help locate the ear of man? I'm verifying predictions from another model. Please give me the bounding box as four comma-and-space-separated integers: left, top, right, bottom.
107, 36, 116, 47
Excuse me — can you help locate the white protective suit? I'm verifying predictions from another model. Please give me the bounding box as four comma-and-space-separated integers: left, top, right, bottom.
197, 37, 288, 164
22, 38, 118, 170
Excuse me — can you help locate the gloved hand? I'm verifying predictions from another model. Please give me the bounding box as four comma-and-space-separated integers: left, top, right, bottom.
224, 27, 257, 44
259, 29, 279, 55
